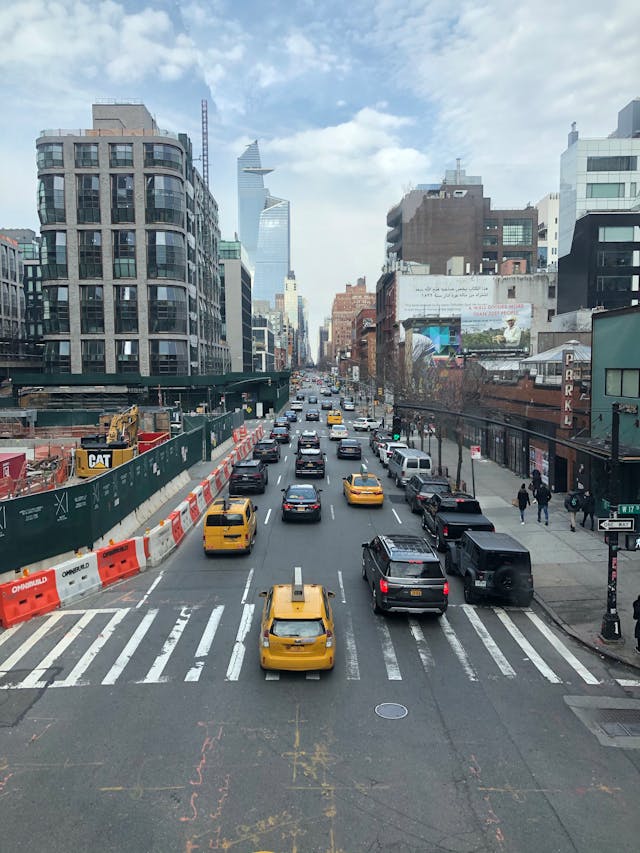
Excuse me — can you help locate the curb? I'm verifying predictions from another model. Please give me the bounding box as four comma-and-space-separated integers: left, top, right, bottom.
533, 590, 640, 673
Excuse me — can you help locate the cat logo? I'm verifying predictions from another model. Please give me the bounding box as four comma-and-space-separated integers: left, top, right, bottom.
88, 452, 112, 469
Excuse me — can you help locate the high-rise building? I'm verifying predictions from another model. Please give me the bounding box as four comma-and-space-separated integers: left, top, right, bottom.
36, 102, 229, 376
237, 141, 272, 271
536, 193, 560, 270
219, 240, 252, 373
318, 322, 329, 365
0, 232, 25, 355
330, 279, 375, 358
1, 228, 41, 358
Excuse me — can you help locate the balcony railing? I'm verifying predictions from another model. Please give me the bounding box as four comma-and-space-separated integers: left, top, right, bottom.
39, 127, 179, 140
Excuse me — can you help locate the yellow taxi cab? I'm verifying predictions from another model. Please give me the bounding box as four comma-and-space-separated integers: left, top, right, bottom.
203, 497, 258, 555
343, 465, 384, 506
259, 568, 336, 671
326, 409, 343, 426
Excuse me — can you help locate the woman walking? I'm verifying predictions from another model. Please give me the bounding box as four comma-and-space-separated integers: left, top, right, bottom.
517, 483, 530, 525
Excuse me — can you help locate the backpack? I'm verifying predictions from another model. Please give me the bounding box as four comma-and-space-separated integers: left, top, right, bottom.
565, 493, 581, 511
634, 599, 640, 621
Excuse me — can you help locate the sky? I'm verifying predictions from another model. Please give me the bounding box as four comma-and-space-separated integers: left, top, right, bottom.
1, 0, 640, 359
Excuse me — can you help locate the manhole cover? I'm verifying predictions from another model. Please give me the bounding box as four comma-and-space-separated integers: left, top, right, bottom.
375, 702, 408, 719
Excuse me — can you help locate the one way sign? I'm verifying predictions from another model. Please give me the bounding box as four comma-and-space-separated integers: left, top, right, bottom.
597, 517, 636, 532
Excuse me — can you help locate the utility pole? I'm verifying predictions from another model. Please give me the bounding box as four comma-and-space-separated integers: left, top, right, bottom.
600, 402, 623, 642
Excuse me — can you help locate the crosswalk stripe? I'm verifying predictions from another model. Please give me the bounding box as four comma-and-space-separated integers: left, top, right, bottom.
343, 612, 360, 680
139, 607, 192, 684
265, 671, 280, 680
461, 605, 515, 677
0, 623, 22, 650
225, 603, 255, 681
18, 611, 98, 689
52, 609, 129, 688
306, 671, 320, 680
184, 606, 224, 683
493, 608, 561, 683
440, 614, 478, 682
524, 611, 600, 684
376, 620, 402, 680
0, 611, 64, 678
408, 619, 434, 672
102, 609, 158, 685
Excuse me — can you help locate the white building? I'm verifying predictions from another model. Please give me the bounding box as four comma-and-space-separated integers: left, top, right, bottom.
536, 193, 559, 270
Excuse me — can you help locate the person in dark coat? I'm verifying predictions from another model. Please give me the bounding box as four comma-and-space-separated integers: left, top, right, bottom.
517, 483, 530, 524
581, 490, 596, 531
564, 491, 581, 532
633, 595, 640, 652
536, 482, 551, 525
530, 469, 542, 499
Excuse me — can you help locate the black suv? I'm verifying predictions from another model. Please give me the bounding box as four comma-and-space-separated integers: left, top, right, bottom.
295, 447, 326, 478
305, 408, 320, 422
253, 438, 281, 463
405, 475, 450, 514
270, 425, 290, 443
228, 459, 268, 494
361, 534, 448, 616
445, 530, 533, 607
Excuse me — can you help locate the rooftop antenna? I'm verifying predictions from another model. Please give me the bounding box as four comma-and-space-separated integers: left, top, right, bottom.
201, 99, 209, 188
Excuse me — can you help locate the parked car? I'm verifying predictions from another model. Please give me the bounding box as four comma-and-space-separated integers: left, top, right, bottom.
370, 429, 392, 452
337, 438, 362, 459
361, 534, 448, 616
253, 438, 282, 463
445, 531, 533, 607
281, 483, 322, 522
378, 440, 408, 467
228, 459, 268, 494
295, 447, 326, 478
405, 475, 450, 513
421, 493, 495, 552
352, 417, 382, 431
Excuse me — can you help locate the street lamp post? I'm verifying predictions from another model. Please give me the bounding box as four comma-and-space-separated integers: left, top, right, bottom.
600, 402, 623, 642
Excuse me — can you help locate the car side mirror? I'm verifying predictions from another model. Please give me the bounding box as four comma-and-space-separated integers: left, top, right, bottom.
362, 542, 369, 548
342, 476, 347, 480
327, 591, 336, 598
281, 488, 286, 492
253, 505, 258, 511
258, 590, 268, 597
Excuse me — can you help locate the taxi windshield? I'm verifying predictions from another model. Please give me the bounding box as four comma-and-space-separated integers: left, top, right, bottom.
271, 619, 325, 638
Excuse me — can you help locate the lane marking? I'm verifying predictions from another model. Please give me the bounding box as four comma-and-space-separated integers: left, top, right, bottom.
391, 509, 402, 525
306, 671, 320, 680
376, 620, 402, 680
277, 474, 282, 486
461, 604, 515, 677
344, 612, 360, 680
139, 607, 192, 684
364, 457, 369, 464
136, 571, 164, 609
327, 475, 331, 485
330, 504, 335, 520
337, 570, 346, 603
18, 611, 98, 689
264, 507, 272, 525
102, 609, 158, 685
240, 569, 255, 605
52, 608, 129, 688
0, 623, 22, 650
225, 603, 255, 681
408, 619, 434, 672
284, 455, 288, 463
0, 611, 64, 676
265, 671, 280, 680
184, 605, 225, 682
493, 607, 561, 684
525, 610, 599, 684
617, 679, 640, 687
440, 614, 478, 682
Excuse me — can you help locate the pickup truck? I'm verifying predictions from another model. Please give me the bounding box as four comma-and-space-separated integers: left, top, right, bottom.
421, 492, 494, 552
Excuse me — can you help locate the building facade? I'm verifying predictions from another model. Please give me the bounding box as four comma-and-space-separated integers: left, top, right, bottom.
252, 316, 275, 372
36, 101, 229, 376
219, 240, 253, 373
536, 192, 560, 270
0, 233, 25, 361
237, 141, 272, 272
330, 279, 374, 358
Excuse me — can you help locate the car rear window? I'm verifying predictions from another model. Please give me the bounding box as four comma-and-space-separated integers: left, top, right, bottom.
206, 513, 244, 526
388, 560, 443, 579
443, 499, 481, 513
353, 476, 376, 486
485, 553, 531, 572
287, 487, 316, 499
271, 619, 325, 638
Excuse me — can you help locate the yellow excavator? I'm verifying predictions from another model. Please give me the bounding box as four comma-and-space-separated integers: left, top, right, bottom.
75, 405, 139, 478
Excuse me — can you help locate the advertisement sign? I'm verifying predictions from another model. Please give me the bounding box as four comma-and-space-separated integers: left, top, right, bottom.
460, 303, 532, 352
561, 349, 574, 429
397, 275, 494, 320
405, 323, 461, 382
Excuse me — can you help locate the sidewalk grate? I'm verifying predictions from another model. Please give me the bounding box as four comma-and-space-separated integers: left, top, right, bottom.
596, 708, 640, 737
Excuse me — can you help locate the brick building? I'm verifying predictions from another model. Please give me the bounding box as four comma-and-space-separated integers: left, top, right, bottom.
329, 278, 374, 362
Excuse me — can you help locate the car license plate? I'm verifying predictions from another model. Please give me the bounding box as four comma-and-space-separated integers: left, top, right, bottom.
410, 589, 422, 597
296, 507, 306, 512
475, 579, 487, 587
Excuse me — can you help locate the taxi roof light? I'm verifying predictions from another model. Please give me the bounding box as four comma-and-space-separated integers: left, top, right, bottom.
292, 566, 305, 602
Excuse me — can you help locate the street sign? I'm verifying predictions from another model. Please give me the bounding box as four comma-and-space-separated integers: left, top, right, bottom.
619, 503, 640, 514
470, 445, 481, 460
597, 518, 636, 532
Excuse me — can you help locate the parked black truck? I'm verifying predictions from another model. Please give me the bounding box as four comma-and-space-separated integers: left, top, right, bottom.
421, 492, 494, 552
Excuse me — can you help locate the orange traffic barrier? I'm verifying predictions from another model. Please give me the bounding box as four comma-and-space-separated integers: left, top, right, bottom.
0, 570, 61, 628
187, 492, 199, 523
201, 479, 213, 503
169, 510, 185, 545
96, 538, 146, 587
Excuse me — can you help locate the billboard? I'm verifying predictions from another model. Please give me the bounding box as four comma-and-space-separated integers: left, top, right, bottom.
460, 303, 531, 352
406, 322, 461, 383
397, 274, 494, 320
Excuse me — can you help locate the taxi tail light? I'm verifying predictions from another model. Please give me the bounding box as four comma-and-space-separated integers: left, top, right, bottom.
443, 582, 449, 596
325, 629, 334, 648
379, 578, 389, 594
373, 489, 383, 495
261, 629, 270, 648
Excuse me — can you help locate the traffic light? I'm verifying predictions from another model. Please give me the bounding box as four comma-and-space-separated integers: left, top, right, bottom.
392, 415, 402, 441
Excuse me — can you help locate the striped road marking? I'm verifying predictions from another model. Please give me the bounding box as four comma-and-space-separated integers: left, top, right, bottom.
337, 571, 346, 603
102, 609, 158, 685
139, 607, 192, 684
18, 611, 98, 689
225, 604, 255, 681
376, 620, 402, 680
241, 569, 254, 604
344, 612, 360, 680
185, 606, 225, 683
53, 609, 129, 688
525, 610, 599, 684
0, 612, 65, 680
440, 614, 478, 682
264, 508, 272, 525
409, 619, 434, 673
461, 604, 515, 677
391, 509, 402, 524
493, 607, 561, 684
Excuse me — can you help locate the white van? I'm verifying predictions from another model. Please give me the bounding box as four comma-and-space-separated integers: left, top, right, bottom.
387, 448, 433, 486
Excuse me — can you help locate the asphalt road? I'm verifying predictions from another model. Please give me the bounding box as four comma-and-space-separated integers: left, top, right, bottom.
1, 397, 640, 853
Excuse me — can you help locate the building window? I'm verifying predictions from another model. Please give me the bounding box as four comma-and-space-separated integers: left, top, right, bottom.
587, 156, 637, 171
548, 285, 556, 298
147, 231, 186, 280
111, 175, 135, 223
43, 340, 71, 373
484, 219, 498, 230
483, 236, 498, 246
507, 286, 516, 299
149, 339, 188, 375
78, 231, 103, 279
143, 143, 183, 172
596, 275, 632, 293
502, 219, 533, 245
113, 231, 136, 278
75, 143, 99, 168
81, 339, 105, 373
76, 174, 101, 223
40, 231, 67, 279
109, 144, 134, 168
148, 285, 188, 334
37, 143, 64, 169
586, 183, 625, 198
547, 309, 555, 322
605, 368, 640, 398
80, 285, 104, 333
42, 285, 69, 333
37, 175, 65, 224
597, 249, 633, 267
145, 175, 185, 225
115, 286, 138, 333
116, 339, 139, 373
598, 226, 635, 242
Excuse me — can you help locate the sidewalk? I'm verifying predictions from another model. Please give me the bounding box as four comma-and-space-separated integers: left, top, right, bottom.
426, 435, 640, 670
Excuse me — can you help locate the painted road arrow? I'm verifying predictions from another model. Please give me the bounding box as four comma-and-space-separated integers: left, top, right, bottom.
597, 517, 636, 532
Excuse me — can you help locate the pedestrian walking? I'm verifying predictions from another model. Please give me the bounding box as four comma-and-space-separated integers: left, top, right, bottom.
536, 482, 551, 525
530, 468, 542, 499
633, 595, 640, 652
516, 483, 530, 524
564, 491, 582, 532
581, 490, 596, 531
